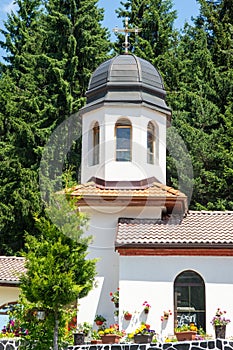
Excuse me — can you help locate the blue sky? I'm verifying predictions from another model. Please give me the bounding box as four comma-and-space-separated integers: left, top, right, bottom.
0, 0, 200, 61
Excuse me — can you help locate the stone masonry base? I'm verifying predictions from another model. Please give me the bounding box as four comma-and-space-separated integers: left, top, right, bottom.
2, 339, 233, 350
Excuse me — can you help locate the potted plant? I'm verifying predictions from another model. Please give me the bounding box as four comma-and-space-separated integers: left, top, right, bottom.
161, 310, 172, 321
73, 322, 92, 345
91, 330, 102, 344
130, 322, 155, 344
211, 308, 231, 339
98, 323, 124, 344
110, 288, 119, 308
175, 323, 198, 341
94, 315, 106, 326
123, 311, 132, 321
142, 301, 151, 314
114, 309, 119, 322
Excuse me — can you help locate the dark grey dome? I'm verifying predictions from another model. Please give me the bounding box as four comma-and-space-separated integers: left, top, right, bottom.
85, 54, 170, 112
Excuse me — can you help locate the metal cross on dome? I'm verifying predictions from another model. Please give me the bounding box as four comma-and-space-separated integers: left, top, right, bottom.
113, 17, 141, 54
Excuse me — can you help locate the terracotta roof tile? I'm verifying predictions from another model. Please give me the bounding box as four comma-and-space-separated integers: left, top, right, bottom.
116, 211, 233, 246
71, 181, 185, 198
0, 257, 26, 284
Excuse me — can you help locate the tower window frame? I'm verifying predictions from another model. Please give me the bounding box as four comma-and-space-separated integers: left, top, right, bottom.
92, 121, 100, 166
147, 121, 156, 164
115, 118, 132, 162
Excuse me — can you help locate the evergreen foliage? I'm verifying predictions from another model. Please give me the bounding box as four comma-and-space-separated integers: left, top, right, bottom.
0, 0, 111, 254
116, 0, 178, 64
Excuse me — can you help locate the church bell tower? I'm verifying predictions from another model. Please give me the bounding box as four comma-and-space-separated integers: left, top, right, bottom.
80, 53, 171, 187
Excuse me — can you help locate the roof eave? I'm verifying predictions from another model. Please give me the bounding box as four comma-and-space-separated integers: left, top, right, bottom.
116, 243, 233, 249
116, 244, 233, 256
0, 280, 20, 286
75, 196, 188, 214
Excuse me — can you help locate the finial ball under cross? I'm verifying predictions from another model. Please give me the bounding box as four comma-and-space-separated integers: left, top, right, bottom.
113, 17, 141, 54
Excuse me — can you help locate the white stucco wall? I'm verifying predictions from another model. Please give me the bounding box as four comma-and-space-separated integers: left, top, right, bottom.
0, 286, 20, 329
77, 206, 162, 326
0, 286, 20, 307
119, 255, 233, 339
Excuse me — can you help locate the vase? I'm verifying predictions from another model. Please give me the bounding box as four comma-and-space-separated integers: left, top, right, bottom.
74, 332, 85, 345
215, 325, 226, 339
134, 334, 153, 344
175, 331, 197, 341
101, 334, 121, 344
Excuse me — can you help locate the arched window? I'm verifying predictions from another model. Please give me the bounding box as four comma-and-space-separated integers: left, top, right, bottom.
147, 121, 155, 164
174, 270, 206, 331
92, 122, 99, 165
115, 119, 132, 162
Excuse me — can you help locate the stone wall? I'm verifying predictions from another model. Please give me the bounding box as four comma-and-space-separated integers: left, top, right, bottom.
2, 339, 233, 350
66, 340, 233, 350
0, 339, 20, 350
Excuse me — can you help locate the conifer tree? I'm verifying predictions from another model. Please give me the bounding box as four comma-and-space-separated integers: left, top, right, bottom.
116, 0, 178, 67
0, 0, 46, 253
0, 0, 111, 254
167, 0, 233, 210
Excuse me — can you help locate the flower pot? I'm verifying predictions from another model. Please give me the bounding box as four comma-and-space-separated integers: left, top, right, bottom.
101, 334, 121, 344
95, 320, 104, 326
74, 332, 85, 345
124, 313, 132, 321
134, 334, 153, 344
175, 331, 197, 341
215, 325, 226, 339
91, 339, 102, 344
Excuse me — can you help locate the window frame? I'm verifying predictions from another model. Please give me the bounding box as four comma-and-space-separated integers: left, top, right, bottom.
174, 270, 206, 332
147, 121, 156, 164
115, 118, 132, 162
92, 121, 100, 166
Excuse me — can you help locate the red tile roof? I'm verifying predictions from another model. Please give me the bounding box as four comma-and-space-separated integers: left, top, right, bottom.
71, 181, 184, 198
0, 257, 26, 284
71, 181, 188, 213
116, 211, 233, 247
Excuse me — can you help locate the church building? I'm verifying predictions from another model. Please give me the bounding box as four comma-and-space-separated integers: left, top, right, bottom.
71, 52, 233, 339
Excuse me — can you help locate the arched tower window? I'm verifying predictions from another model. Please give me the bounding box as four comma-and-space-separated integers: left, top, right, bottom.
92, 122, 99, 165
115, 118, 132, 162
147, 121, 155, 164
174, 270, 206, 331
